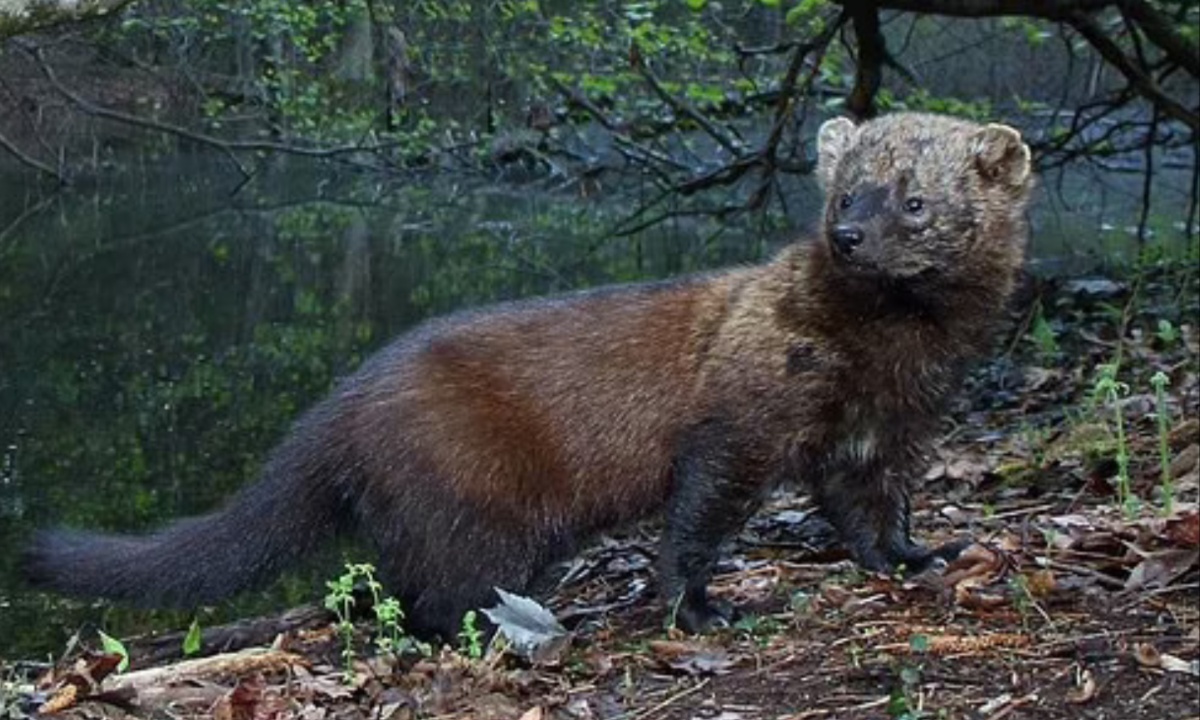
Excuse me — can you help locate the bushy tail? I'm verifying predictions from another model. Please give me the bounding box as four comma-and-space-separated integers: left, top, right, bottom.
22, 417, 354, 608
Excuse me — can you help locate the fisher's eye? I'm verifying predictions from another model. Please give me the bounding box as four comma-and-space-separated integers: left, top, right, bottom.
904, 197, 925, 214
838, 194, 853, 209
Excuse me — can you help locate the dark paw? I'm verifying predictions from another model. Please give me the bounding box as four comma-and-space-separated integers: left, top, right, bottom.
672, 596, 737, 634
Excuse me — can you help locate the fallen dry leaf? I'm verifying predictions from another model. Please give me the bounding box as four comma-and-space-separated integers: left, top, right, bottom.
37, 683, 78, 714
1066, 668, 1097, 704
1135, 643, 1200, 676
941, 543, 1007, 588
1124, 548, 1199, 591
1135, 642, 1163, 668
649, 640, 739, 676
1025, 569, 1058, 597
1170, 443, 1199, 478
1164, 510, 1200, 548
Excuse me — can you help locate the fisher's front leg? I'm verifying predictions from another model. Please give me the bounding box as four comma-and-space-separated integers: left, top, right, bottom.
659, 419, 770, 633
811, 460, 967, 574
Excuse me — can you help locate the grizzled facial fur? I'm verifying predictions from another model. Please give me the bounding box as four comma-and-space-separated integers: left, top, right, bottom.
815, 113, 1032, 283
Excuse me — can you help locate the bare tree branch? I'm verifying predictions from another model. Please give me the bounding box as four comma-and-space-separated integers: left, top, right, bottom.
16, 41, 422, 177
847, 1, 885, 119
832, 0, 1114, 21
831, 0, 1197, 128
1135, 104, 1158, 242
1066, 11, 1198, 131
1120, 0, 1199, 78
633, 49, 747, 159
675, 11, 847, 199
0, 126, 63, 182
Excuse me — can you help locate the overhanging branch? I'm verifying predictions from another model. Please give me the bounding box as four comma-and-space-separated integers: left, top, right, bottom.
1067, 11, 1198, 131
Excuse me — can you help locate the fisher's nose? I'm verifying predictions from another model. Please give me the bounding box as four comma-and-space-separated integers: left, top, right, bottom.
831, 225, 864, 255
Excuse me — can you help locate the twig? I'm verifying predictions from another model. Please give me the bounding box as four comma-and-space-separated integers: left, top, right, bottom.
674, 11, 844, 201
980, 502, 1058, 522
735, 40, 802, 58
626, 677, 711, 720
1134, 104, 1158, 244
1037, 558, 1127, 589
0, 190, 60, 253
0, 127, 63, 182
634, 50, 745, 159
547, 75, 620, 132
1067, 11, 1198, 131
983, 691, 1040, 720
1115, 581, 1200, 611
18, 42, 408, 177
1119, 0, 1200, 78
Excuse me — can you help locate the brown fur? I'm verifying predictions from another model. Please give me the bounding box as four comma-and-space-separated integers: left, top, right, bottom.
23, 112, 1033, 637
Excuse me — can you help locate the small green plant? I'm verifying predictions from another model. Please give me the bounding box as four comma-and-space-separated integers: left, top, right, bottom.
733, 614, 784, 646
846, 641, 863, 669
1150, 371, 1174, 514
459, 610, 485, 659
908, 633, 929, 654
1094, 364, 1140, 518
664, 591, 685, 632
324, 565, 359, 681
887, 662, 926, 719
1028, 302, 1060, 359
1019, 422, 1050, 467
97, 630, 130, 673
1155, 319, 1180, 345
324, 561, 424, 682
373, 596, 406, 655
788, 590, 814, 615
182, 617, 203, 657
1008, 574, 1033, 631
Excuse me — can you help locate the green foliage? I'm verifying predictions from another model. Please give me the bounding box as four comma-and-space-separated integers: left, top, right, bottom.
786, 0, 831, 32
1028, 301, 1060, 359
1150, 371, 1174, 515
733, 613, 785, 645
324, 565, 360, 681
324, 562, 430, 681
900, 88, 993, 121
999, 16, 1051, 45
114, 0, 377, 139
98, 630, 130, 673
182, 617, 203, 657
887, 662, 926, 719
1093, 364, 1140, 518
908, 634, 929, 653
458, 610, 485, 659
1155, 319, 1180, 346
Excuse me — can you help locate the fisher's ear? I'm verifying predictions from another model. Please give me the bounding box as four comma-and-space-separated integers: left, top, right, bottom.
971, 123, 1031, 189
816, 117, 857, 189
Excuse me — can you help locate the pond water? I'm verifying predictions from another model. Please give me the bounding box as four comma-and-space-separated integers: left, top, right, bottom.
0, 153, 1194, 657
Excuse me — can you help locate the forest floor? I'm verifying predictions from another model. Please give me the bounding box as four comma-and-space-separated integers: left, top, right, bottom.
5, 260, 1199, 720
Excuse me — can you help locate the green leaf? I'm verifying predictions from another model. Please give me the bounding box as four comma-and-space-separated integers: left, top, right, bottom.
685, 0, 707, 9
908, 634, 929, 653
183, 618, 203, 657
98, 630, 130, 673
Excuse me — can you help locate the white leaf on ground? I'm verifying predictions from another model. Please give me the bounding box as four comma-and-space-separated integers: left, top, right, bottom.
482, 588, 570, 664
